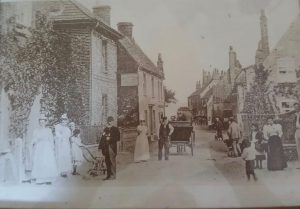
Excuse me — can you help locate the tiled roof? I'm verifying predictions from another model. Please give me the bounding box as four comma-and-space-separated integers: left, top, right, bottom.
203, 87, 214, 99
188, 88, 202, 98
50, 1, 122, 39
54, 0, 95, 22
119, 37, 164, 78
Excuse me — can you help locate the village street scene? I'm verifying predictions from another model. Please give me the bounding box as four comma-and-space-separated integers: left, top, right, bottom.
1, 0, 300, 208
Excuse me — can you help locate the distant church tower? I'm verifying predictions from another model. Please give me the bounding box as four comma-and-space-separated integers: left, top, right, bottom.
157, 53, 164, 72
255, 9, 270, 65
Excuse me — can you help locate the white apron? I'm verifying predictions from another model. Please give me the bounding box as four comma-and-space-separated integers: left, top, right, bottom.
31, 128, 58, 183
55, 124, 72, 173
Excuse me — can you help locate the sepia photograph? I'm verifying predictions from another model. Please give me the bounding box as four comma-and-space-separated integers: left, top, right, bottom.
0, 0, 300, 208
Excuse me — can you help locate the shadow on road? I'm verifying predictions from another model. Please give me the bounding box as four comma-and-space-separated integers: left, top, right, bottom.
208, 139, 283, 207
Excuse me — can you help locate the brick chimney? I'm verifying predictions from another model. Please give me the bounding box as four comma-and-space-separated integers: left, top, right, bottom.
93, 6, 111, 26
117, 22, 134, 39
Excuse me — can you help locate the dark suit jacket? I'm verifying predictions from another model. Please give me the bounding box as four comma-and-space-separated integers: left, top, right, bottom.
98, 126, 120, 155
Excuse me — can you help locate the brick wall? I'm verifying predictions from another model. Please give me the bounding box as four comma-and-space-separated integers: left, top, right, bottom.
59, 25, 92, 126
90, 29, 118, 127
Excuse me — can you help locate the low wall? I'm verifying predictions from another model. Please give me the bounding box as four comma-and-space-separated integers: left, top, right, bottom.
240, 113, 298, 161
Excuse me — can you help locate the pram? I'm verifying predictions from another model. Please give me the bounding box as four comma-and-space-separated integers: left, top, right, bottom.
81, 144, 106, 177
223, 138, 234, 157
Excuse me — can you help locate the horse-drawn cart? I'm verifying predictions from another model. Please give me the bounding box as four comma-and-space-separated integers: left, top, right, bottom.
169, 121, 195, 156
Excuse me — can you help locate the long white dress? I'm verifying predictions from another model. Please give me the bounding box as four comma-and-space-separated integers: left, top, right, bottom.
55, 124, 72, 174
31, 127, 58, 183
70, 136, 84, 166
134, 125, 150, 162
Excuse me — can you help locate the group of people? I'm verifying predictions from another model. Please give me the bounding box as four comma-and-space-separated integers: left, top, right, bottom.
215, 116, 288, 181
133, 116, 174, 163
27, 113, 176, 183
30, 114, 84, 185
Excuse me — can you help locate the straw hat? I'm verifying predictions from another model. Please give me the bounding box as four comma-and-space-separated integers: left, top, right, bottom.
61, 113, 68, 120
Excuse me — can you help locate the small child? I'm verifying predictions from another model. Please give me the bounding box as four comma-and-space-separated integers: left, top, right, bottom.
254, 131, 266, 169
241, 140, 257, 181
70, 129, 84, 175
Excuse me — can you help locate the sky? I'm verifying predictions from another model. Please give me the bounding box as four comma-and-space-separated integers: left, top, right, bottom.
80, 0, 299, 115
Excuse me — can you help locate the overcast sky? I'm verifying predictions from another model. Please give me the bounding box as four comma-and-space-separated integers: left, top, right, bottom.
81, 0, 299, 114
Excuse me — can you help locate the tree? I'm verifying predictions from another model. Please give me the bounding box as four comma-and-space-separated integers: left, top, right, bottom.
0, 12, 86, 139
164, 86, 177, 104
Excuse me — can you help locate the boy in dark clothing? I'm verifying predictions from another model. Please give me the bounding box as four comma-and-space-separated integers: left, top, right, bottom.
241, 140, 257, 181
158, 117, 174, 160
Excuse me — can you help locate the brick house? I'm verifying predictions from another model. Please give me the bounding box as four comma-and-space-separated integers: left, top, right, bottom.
117, 22, 165, 142
0, 0, 122, 143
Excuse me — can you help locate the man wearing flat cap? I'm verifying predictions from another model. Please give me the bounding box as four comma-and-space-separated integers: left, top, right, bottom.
98, 116, 120, 180
158, 116, 174, 160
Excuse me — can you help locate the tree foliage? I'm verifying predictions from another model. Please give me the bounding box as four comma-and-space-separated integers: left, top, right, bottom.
164, 86, 177, 104
242, 64, 274, 115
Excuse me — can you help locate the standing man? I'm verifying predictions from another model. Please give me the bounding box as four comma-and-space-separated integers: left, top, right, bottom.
98, 116, 120, 180
227, 117, 242, 157
215, 117, 223, 141
294, 103, 300, 169
158, 117, 174, 160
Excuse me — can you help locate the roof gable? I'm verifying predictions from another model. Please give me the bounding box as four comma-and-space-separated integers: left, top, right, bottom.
264, 14, 300, 67
119, 37, 163, 78
53, 0, 95, 22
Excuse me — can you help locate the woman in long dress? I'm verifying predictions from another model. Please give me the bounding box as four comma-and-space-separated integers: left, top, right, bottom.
31, 115, 58, 184
55, 114, 72, 177
263, 117, 287, 171
134, 120, 150, 162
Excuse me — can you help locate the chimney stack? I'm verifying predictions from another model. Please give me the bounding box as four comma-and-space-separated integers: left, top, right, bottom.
93, 6, 111, 26
117, 22, 134, 39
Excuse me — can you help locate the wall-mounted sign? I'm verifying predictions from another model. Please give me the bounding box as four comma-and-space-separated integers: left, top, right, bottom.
277, 57, 296, 83
121, 73, 138, 86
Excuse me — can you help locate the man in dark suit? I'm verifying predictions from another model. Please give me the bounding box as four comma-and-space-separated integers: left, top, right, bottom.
98, 116, 120, 180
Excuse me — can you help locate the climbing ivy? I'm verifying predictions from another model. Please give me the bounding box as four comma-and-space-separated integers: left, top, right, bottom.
0, 13, 86, 139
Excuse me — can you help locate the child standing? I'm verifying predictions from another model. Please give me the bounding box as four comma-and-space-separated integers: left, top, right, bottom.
241, 140, 257, 181
254, 131, 266, 169
70, 129, 84, 175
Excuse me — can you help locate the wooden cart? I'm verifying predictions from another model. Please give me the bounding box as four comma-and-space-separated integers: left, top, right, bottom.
169, 121, 195, 156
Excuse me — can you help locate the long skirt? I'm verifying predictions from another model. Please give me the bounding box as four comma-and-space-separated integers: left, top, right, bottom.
267, 135, 287, 171
56, 137, 72, 174
31, 140, 58, 183
134, 133, 150, 162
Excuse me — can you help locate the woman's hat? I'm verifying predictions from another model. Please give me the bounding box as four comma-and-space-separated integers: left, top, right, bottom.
61, 113, 68, 120
39, 114, 47, 121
